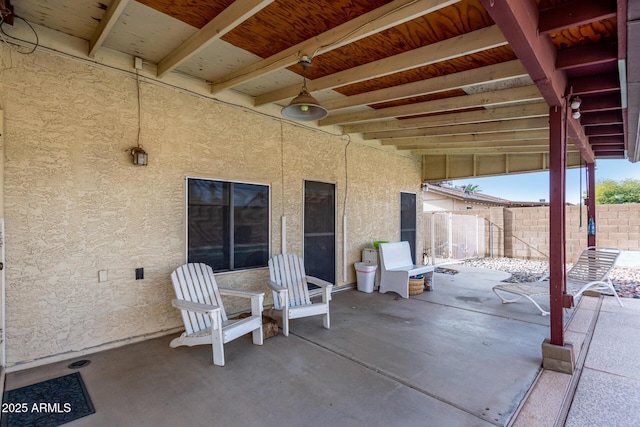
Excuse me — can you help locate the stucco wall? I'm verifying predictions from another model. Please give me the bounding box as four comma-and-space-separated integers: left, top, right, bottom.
0, 45, 424, 368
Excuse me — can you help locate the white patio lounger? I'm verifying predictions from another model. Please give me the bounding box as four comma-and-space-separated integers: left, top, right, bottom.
492, 246, 624, 316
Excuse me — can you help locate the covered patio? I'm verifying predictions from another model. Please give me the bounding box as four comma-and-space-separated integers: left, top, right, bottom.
0, 1, 639, 424
6, 267, 556, 426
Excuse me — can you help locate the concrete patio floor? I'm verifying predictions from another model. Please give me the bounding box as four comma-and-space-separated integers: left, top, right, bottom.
3, 267, 586, 426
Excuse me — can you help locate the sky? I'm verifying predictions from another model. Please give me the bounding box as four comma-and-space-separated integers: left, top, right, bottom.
450, 159, 640, 205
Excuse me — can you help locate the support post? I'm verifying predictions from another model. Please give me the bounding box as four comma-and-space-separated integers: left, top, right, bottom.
549, 105, 567, 346
542, 104, 575, 374
587, 162, 596, 247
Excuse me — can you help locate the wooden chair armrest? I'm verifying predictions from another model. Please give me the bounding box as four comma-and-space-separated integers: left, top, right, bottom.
266, 279, 288, 308
219, 289, 264, 315
172, 299, 220, 314
306, 276, 334, 289
307, 276, 333, 303
266, 279, 288, 293
218, 288, 264, 299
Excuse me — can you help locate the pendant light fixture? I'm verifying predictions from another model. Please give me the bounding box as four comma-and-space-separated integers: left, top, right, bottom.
281, 56, 328, 121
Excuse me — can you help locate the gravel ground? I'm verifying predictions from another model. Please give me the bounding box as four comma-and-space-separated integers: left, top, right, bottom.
461, 257, 640, 299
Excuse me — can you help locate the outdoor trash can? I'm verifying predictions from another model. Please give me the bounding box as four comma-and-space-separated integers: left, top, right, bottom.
355, 262, 377, 293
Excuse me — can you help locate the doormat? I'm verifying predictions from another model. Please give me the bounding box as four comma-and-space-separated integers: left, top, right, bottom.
1, 372, 95, 427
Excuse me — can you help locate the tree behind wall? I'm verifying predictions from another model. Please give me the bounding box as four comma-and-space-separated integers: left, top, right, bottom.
595, 179, 640, 204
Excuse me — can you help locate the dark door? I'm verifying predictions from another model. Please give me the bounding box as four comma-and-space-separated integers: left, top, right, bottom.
400, 192, 417, 264
303, 181, 336, 285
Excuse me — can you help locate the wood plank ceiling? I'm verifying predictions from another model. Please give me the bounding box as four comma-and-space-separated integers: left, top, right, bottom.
6, 0, 638, 181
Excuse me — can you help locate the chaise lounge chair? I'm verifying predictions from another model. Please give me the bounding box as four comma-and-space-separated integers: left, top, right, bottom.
492, 246, 624, 316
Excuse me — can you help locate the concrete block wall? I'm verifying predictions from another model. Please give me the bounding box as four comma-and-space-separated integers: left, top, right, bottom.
431, 204, 640, 263
593, 204, 640, 251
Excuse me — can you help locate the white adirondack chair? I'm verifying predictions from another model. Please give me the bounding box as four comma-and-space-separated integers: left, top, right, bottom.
267, 254, 333, 336
170, 263, 264, 366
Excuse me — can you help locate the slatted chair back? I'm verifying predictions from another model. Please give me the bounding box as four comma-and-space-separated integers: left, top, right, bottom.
567, 246, 620, 288
171, 263, 228, 336
268, 254, 311, 309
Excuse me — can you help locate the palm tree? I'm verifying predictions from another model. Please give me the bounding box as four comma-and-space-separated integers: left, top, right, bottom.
463, 184, 481, 195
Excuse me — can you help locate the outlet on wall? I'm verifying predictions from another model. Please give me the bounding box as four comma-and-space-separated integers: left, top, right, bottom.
135, 268, 144, 280
98, 270, 108, 282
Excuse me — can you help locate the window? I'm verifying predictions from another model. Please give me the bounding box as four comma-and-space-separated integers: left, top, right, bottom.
187, 178, 269, 272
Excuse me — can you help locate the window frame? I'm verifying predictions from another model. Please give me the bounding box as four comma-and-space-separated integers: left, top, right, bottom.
400, 191, 417, 264
185, 176, 271, 273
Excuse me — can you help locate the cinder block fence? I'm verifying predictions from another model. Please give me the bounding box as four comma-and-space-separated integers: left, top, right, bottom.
426, 204, 640, 263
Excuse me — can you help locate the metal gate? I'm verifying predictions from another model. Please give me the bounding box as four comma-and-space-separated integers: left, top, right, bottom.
424, 212, 485, 265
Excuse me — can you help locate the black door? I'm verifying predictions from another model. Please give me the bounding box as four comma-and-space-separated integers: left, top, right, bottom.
303, 181, 336, 285
400, 192, 417, 264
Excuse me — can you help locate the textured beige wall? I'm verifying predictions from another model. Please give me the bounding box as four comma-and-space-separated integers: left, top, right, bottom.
0, 46, 423, 367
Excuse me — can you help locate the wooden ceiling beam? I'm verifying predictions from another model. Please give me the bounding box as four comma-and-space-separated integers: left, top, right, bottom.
364, 116, 549, 140
592, 148, 624, 156
555, 43, 618, 71
210, 0, 459, 93
569, 73, 621, 95
480, 0, 594, 163
589, 135, 625, 144
593, 151, 625, 158
584, 124, 623, 136
580, 110, 623, 126
422, 152, 584, 181
343, 102, 549, 133
412, 145, 578, 155
255, 25, 507, 106
89, 0, 131, 58
323, 60, 528, 111
384, 130, 549, 146
538, 0, 617, 35
579, 93, 621, 112
320, 85, 541, 126
157, 0, 274, 78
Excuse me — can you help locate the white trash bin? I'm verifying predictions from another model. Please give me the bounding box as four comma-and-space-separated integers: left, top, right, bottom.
354, 262, 377, 293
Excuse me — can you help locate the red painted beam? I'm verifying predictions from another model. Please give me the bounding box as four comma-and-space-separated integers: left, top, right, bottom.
556, 43, 618, 71
593, 150, 625, 157
549, 106, 567, 346
580, 111, 623, 126
584, 124, 624, 136
480, 0, 595, 163
538, 0, 617, 34
589, 135, 625, 144
617, 0, 628, 60
591, 145, 624, 156
587, 162, 596, 247
570, 74, 620, 95
580, 94, 622, 112
616, 0, 628, 157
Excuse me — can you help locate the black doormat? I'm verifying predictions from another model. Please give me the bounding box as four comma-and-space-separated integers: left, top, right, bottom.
1, 372, 95, 427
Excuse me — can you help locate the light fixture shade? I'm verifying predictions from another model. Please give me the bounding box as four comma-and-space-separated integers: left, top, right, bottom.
572, 110, 581, 119
570, 96, 582, 110
281, 90, 328, 121
131, 147, 148, 166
